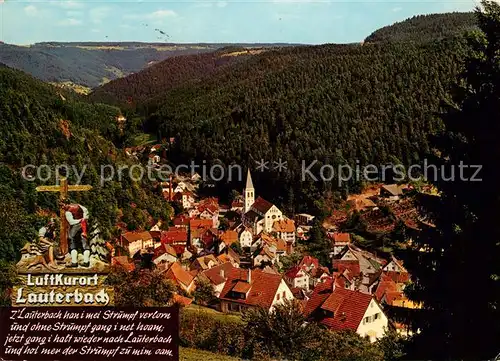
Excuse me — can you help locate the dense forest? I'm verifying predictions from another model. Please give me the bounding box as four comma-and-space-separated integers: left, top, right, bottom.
365, 12, 476, 43
0, 64, 172, 264
90, 12, 475, 213
89, 48, 263, 110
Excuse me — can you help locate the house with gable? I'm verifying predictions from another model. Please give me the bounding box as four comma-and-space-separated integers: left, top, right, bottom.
164, 262, 196, 293
253, 245, 276, 267
284, 266, 310, 292
120, 231, 154, 257
198, 199, 220, 228
197, 262, 235, 297
239, 228, 253, 249
189, 219, 215, 252
219, 268, 295, 313
380, 184, 407, 201
304, 278, 388, 342
308, 266, 332, 289
217, 230, 239, 253
383, 255, 407, 273
299, 255, 320, 273
217, 247, 241, 268
153, 244, 178, 266
190, 254, 220, 272
330, 232, 352, 256
273, 219, 296, 245
173, 192, 196, 210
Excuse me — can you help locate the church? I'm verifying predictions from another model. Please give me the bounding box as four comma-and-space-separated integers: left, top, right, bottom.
242, 170, 284, 234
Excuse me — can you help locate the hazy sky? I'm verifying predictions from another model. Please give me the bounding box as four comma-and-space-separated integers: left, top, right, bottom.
0, 0, 478, 44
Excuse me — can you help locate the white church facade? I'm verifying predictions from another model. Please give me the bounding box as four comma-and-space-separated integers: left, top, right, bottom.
242, 170, 284, 234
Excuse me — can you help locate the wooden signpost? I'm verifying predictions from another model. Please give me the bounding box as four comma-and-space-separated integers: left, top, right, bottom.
36, 177, 92, 255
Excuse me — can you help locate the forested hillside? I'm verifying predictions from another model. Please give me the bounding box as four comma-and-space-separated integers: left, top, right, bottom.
160, 40, 467, 210
87, 13, 475, 214
0, 65, 172, 263
365, 12, 476, 43
89, 47, 265, 111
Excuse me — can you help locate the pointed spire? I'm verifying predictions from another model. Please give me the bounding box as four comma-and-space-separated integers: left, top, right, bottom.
246, 169, 254, 189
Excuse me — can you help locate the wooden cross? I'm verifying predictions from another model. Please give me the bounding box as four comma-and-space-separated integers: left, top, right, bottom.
36, 177, 92, 255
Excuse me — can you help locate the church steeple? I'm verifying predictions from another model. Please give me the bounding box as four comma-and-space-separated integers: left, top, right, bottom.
244, 169, 255, 213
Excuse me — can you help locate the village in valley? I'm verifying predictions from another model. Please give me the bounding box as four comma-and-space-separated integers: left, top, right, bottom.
107, 143, 432, 343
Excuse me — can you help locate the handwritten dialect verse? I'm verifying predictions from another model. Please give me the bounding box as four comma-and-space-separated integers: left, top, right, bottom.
0, 307, 179, 361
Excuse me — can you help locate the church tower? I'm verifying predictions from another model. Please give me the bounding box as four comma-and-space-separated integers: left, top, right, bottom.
244, 169, 255, 213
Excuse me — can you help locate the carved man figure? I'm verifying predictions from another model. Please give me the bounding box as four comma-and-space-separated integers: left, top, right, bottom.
63, 202, 90, 268
28, 218, 63, 270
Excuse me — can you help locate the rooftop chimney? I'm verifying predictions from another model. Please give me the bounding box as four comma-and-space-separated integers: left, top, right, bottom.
220, 268, 225, 278
247, 268, 251, 284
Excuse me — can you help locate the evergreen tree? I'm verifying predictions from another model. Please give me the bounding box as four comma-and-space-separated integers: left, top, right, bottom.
403, 2, 500, 359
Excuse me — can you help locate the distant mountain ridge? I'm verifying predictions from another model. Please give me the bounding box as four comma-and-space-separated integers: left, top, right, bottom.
0, 42, 300, 89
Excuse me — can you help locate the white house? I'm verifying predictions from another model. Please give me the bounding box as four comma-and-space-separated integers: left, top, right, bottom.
284, 266, 310, 292
331, 233, 352, 256
152, 244, 177, 266
239, 228, 253, 249
120, 231, 153, 257
253, 246, 275, 267
305, 279, 388, 342
174, 192, 196, 210
273, 219, 296, 245
383, 255, 407, 273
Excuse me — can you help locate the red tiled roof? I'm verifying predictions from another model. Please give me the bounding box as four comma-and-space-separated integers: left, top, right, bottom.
374, 276, 399, 302
233, 281, 252, 293
202, 262, 234, 286
273, 219, 296, 233
201, 228, 218, 248
161, 229, 188, 244
333, 260, 361, 276
304, 281, 332, 316
285, 266, 303, 279
172, 245, 187, 255
173, 215, 190, 227
305, 279, 374, 331
121, 231, 152, 244
219, 230, 238, 246
332, 233, 351, 244
219, 268, 285, 309
198, 203, 218, 214
165, 262, 195, 288
190, 219, 213, 229
299, 255, 320, 270
153, 244, 177, 261
384, 271, 410, 283
252, 197, 274, 214
309, 266, 330, 279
